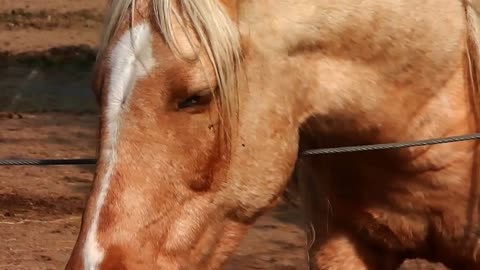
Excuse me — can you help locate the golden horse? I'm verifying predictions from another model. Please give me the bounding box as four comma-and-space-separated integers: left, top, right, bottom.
66, 0, 480, 269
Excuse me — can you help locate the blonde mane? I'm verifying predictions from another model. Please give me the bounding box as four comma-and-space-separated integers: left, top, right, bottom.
97, 0, 243, 142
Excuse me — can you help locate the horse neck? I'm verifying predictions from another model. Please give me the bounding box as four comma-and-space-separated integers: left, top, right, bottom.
464, 0, 480, 131
236, 1, 476, 178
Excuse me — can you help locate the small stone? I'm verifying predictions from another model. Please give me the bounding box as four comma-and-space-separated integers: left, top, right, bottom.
4, 211, 15, 217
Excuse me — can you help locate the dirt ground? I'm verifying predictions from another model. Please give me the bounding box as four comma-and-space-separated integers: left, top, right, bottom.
0, 0, 104, 53
0, 1, 450, 269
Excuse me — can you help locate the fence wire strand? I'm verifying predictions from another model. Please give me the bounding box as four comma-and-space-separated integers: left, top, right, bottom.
1, 133, 480, 166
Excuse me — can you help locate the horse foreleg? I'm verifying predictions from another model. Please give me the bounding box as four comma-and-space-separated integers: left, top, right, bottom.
294, 159, 401, 270
308, 230, 401, 270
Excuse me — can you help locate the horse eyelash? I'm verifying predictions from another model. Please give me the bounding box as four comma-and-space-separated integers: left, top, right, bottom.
177, 93, 212, 110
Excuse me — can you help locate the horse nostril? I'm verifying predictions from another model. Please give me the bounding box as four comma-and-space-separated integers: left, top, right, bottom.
188, 175, 213, 192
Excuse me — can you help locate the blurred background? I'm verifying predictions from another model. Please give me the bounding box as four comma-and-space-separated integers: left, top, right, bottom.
0, 0, 100, 113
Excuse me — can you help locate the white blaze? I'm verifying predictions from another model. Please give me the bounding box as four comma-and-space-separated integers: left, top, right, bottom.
82, 23, 155, 270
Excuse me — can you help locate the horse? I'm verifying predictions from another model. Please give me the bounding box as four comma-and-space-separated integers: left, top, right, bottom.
65, 0, 480, 269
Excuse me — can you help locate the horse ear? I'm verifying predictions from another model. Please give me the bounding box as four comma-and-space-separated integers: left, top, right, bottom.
219, 0, 239, 21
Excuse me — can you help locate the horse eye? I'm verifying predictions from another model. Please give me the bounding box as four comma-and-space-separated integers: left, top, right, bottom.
177, 93, 212, 110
